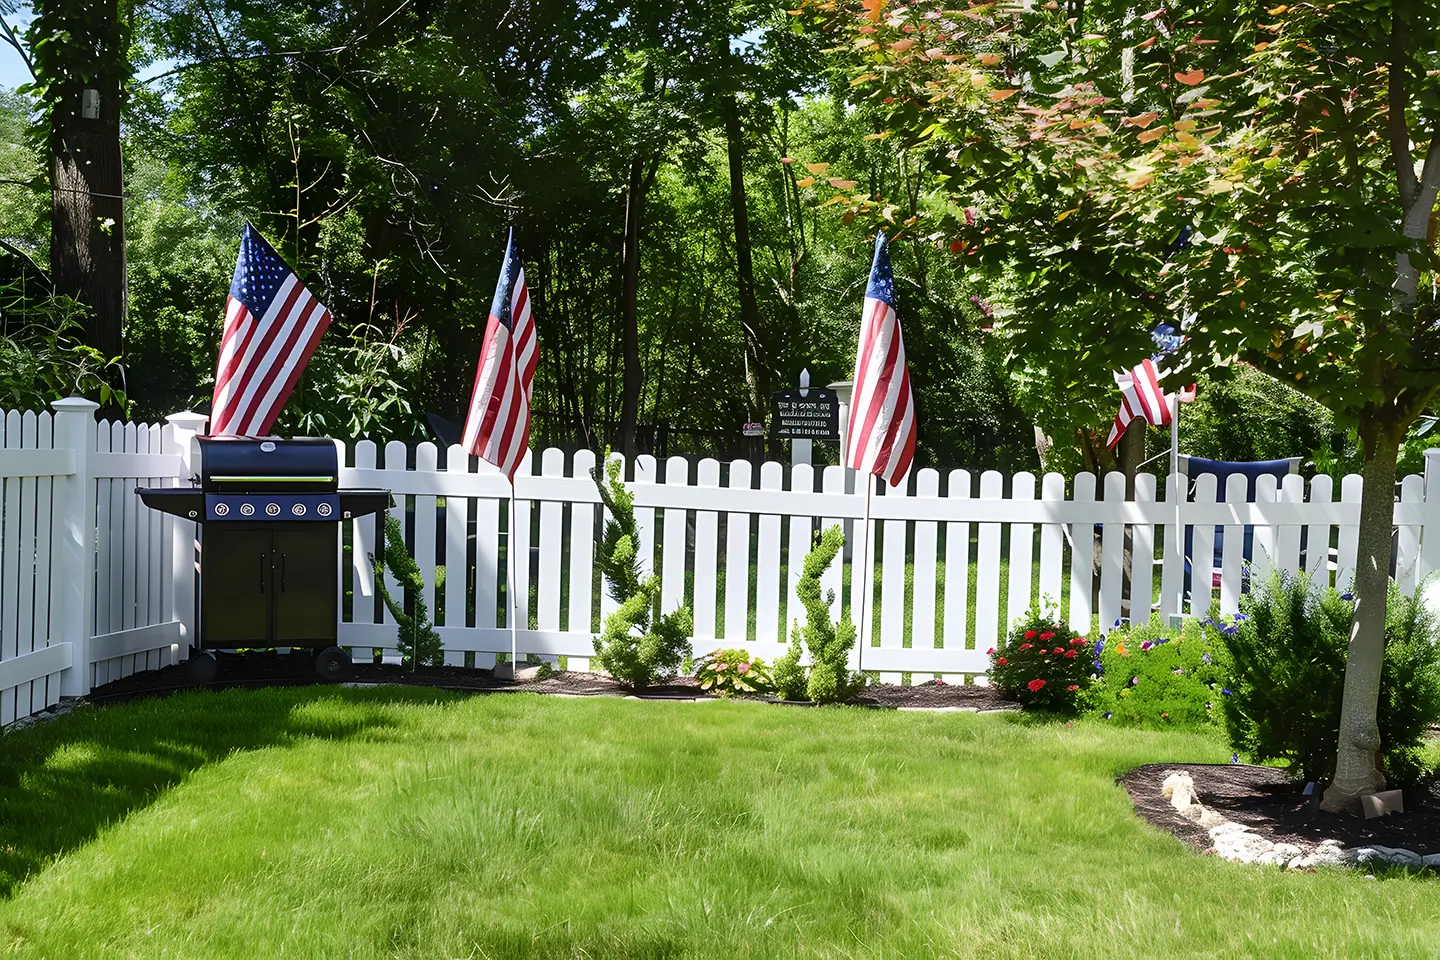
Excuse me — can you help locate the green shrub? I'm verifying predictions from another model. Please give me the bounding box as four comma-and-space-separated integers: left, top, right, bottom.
694, 648, 773, 696
782, 524, 864, 704
988, 605, 1093, 712
371, 512, 445, 667
1214, 571, 1440, 785
590, 456, 693, 690
1085, 616, 1231, 728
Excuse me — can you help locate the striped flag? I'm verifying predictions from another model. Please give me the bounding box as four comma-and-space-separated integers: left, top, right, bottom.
1106, 358, 1196, 449
210, 223, 332, 436
846, 232, 917, 487
462, 229, 537, 479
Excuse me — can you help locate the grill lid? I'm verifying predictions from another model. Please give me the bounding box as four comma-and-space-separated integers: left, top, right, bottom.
199, 437, 339, 492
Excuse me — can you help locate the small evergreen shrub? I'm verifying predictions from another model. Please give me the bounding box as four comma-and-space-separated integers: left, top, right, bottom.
590, 456, 693, 690
783, 524, 864, 704
371, 512, 445, 667
694, 648, 773, 696
1214, 571, 1440, 785
1085, 616, 1231, 728
988, 606, 1093, 712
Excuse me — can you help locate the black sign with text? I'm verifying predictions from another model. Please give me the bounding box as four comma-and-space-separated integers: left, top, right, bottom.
770, 389, 840, 440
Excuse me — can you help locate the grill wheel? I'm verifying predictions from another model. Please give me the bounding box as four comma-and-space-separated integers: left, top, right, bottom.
315, 646, 353, 682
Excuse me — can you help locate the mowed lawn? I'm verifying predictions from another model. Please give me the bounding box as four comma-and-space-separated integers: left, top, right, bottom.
1, 689, 1437, 958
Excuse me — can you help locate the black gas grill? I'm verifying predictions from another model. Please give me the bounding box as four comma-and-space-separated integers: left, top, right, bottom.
138, 437, 390, 674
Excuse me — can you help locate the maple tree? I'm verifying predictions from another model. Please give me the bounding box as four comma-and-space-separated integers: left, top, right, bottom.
808, 0, 1440, 809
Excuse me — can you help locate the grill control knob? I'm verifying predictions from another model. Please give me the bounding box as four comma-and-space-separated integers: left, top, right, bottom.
214, 502, 230, 517
317, 502, 333, 517
266, 503, 281, 517
240, 503, 255, 516
292, 503, 307, 517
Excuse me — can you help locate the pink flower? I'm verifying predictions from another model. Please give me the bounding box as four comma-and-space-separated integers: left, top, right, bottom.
737, 662, 750, 674
986, 647, 997, 655
1140, 641, 1153, 651
1027, 678, 1046, 692
1054, 648, 1065, 655
1066, 684, 1079, 691
1064, 649, 1078, 659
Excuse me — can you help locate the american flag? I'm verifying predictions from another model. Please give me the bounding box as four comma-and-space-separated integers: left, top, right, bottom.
846, 232, 917, 487
1106, 358, 1196, 449
210, 224, 332, 436
462, 229, 537, 479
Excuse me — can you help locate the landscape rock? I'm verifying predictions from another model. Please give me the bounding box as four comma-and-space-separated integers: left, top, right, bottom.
1161, 772, 1197, 811
1213, 832, 1276, 864
1422, 853, 1440, 868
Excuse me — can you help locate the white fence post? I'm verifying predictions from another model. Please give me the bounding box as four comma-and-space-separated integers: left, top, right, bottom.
166, 411, 207, 659
51, 397, 99, 697
1418, 449, 1440, 597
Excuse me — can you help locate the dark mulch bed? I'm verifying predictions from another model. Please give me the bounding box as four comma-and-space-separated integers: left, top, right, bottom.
81, 651, 1018, 711
1122, 762, 1440, 855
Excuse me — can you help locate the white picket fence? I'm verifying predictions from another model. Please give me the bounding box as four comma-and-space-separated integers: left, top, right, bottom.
4, 397, 1440, 727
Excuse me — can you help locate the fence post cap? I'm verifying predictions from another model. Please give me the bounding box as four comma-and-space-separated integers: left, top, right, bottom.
50, 396, 100, 413
165, 410, 209, 428
1425, 448, 1440, 461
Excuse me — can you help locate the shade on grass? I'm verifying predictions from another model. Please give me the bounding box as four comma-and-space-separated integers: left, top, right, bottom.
1, 688, 1435, 958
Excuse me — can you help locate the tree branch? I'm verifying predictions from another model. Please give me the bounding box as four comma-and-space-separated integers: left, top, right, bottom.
0, 15, 34, 82
1388, 13, 1417, 209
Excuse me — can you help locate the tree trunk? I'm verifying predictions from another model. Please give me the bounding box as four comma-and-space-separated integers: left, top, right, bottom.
723, 96, 768, 416
48, 0, 126, 364
617, 154, 646, 460
1320, 425, 1400, 813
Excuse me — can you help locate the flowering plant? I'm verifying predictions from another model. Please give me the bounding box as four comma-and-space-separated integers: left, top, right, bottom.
1088, 615, 1229, 728
694, 648, 773, 697
988, 606, 1093, 712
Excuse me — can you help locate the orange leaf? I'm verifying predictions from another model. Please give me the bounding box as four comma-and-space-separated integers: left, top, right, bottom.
1123, 111, 1161, 128
891, 38, 916, 52
829, 178, 858, 190
1137, 125, 1169, 142
1138, 36, 1156, 49
862, 0, 885, 22
1174, 69, 1205, 85
989, 89, 1019, 101
1254, 41, 1270, 50
805, 162, 831, 175
795, 177, 816, 188
977, 53, 1004, 65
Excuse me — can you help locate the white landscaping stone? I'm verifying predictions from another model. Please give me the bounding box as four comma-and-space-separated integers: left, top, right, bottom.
1213, 832, 1276, 864
1307, 845, 1352, 868
1207, 822, 1250, 839
1422, 853, 1440, 868
1197, 808, 1229, 828
1287, 856, 1312, 870
1161, 771, 1195, 803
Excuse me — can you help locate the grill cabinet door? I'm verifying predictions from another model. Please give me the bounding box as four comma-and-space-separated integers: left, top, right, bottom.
271, 525, 339, 644
201, 525, 272, 646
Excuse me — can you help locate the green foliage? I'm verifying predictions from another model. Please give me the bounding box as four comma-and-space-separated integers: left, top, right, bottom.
1214, 572, 1440, 785
772, 639, 807, 701
988, 605, 1093, 712
693, 648, 772, 697
590, 456, 692, 690
371, 512, 445, 668
1085, 616, 1230, 729
0, 288, 128, 413
786, 524, 864, 705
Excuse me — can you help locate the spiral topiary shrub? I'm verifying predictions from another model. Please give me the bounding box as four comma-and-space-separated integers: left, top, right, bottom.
780, 524, 864, 704
371, 512, 445, 668
590, 456, 692, 690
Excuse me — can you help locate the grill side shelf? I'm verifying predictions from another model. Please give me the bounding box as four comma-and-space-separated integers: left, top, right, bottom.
136, 487, 206, 520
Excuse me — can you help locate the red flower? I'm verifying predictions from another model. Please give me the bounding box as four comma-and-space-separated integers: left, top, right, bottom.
1019, 643, 1033, 650
1027, 678, 1046, 692
1040, 631, 1055, 641
1024, 630, 1037, 640
1069, 638, 1083, 646
996, 658, 1009, 665
1054, 648, 1065, 655
1064, 649, 1078, 659
1067, 684, 1079, 691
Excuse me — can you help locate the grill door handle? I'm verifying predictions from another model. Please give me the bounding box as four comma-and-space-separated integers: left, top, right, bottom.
280, 554, 287, 592
259, 553, 266, 593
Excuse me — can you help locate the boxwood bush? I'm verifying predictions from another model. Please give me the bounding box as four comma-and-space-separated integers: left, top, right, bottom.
1213, 571, 1440, 786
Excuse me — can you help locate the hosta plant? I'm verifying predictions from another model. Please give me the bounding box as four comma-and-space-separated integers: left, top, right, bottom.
694, 648, 772, 696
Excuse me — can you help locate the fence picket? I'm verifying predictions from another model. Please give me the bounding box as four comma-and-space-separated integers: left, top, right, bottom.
1218, 474, 1248, 615
473, 478, 502, 668
1007, 473, 1036, 638
1130, 473, 1156, 626
567, 449, 598, 670
692, 459, 720, 644
1190, 473, 1218, 617
512, 450, 534, 641
661, 457, 689, 622
1097, 472, 1126, 633
1397, 474, 1425, 594
821, 466, 845, 627
14, 413, 39, 707
537, 449, 565, 639
944, 470, 972, 654
35, 412, 56, 710
786, 464, 814, 647
878, 475, 907, 684
1335, 474, 1364, 593
1160, 473, 1184, 621
723, 461, 752, 643
2, 411, 20, 723
443, 445, 470, 665
1250, 474, 1279, 585
1275, 473, 1304, 578
912, 470, 940, 678
1037, 473, 1064, 617
975, 471, 1004, 652
1305, 475, 1334, 591
1067, 473, 1096, 633
756, 462, 784, 644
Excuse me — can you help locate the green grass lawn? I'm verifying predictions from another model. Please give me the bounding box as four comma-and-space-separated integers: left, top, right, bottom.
5, 688, 1434, 958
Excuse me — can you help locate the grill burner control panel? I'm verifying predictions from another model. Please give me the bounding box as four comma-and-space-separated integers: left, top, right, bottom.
206, 493, 340, 521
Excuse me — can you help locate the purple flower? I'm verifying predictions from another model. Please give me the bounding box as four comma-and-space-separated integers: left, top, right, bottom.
1234, 613, 1249, 622
1172, 667, 1183, 675
1341, 592, 1355, 602
1140, 641, 1153, 652
1092, 659, 1104, 674
1231, 754, 1239, 764
1201, 653, 1212, 665
1131, 676, 1140, 686
1103, 711, 1113, 720
1221, 688, 1233, 696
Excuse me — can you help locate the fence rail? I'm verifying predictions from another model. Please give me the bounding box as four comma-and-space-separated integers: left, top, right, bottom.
3, 398, 1440, 727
